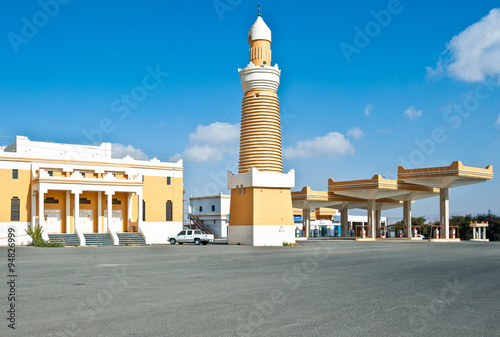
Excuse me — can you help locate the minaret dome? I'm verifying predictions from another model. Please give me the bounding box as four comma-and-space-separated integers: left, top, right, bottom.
248, 15, 272, 66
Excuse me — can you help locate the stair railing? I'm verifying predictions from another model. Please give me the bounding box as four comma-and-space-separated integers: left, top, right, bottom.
191, 216, 219, 239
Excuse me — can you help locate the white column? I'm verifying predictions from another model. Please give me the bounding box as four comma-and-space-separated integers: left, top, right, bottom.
403, 200, 411, 237
106, 192, 113, 232
340, 204, 348, 238
74, 191, 80, 232
97, 191, 102, 232
38, 188, 45, 228
72, 190, 85, 246
440, 188, 450, 239
127, 192, 132, 232
473, 227, 476, 240
375, 209, 382, 238
367, 200, 376, 238
66, 191, 70, 233
302, 208, 310, 238
137, 192, 143, 229
31, 192, 36, 227
478, 227, 482, 240
483, 227, 487, 240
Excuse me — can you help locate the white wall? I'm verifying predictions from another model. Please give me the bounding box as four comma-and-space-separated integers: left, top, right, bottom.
140, 222, 183, 244
191, 196, 229, 216
228, 225, 295, 246
0, 222, 32, 246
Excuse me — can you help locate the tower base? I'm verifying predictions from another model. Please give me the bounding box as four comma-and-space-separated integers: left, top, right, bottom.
228, 224, 295, 246
227, 168, 296, 246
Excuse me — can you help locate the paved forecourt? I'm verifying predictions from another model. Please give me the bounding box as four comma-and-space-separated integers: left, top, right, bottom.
1, 241, 499, 336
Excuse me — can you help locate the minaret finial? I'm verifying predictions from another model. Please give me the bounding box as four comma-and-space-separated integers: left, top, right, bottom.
258, 5, 261, 16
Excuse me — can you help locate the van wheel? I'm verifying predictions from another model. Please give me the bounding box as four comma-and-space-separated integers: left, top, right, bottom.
170, 238, 176, 245
194, 238, 201, 245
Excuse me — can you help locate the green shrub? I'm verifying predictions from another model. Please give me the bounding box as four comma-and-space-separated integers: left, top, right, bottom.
25, 224, 44, 245
35, 239, 64, 248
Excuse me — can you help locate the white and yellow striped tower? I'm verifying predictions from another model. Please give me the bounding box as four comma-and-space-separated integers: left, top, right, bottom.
227, 9, 295, 246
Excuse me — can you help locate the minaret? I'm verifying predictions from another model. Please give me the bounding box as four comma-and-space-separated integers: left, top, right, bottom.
227, 9, 295, 246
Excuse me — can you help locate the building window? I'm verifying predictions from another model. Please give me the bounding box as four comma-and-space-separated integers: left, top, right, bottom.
199, 206, 203, 212
11, 197, 20, 221
167, 177, 171, 185
79, 198, 91, 205
12, 169, 18, 179
166, 200, 173, 221
142, 200, 146, 222
44, 197, 59, 204
48, 171, 53, 177
212, 205, 215, 212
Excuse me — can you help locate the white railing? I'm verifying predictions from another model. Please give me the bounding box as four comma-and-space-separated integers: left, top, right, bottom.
73, 221, 86, 246
35, 169, 143, 182
107, 226, 119, 245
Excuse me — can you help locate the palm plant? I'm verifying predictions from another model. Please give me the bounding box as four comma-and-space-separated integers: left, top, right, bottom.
25, 224, 44, 246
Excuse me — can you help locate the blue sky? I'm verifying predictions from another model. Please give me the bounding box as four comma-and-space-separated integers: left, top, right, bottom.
1, 0, 500, 221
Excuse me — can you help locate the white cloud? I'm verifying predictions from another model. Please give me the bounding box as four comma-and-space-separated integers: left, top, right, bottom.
168, 153, 182, 162
175, 122, 240, 162
364, 103, 373, 117
189, 122, 240, 145
347, 127, 365, 139
495, 113, 500, 129
283, 132, 354, 159
404, 106, 423, 120
427, 8, 500, 82
184, 144, 228, 162
112, 143, 149, 160
426, 60, 444, 79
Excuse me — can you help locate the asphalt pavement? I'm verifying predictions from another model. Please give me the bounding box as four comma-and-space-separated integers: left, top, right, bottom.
1, 240, 499, 336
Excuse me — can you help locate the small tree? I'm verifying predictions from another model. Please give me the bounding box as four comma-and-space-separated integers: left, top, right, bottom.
393, 216, 429, 236
474, 212, 500, 241
450, 215, 472, 240
25, 224, 44, 246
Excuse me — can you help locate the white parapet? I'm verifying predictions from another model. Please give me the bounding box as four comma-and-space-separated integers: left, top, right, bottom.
227, 167, 295, 189
239, 63, 281, 92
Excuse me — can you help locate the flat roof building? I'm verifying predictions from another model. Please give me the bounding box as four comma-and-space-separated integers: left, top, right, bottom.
0, 136, 183, 246
190, 194, 230, 238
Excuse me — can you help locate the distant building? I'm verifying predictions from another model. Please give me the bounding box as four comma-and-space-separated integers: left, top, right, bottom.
190, 194, 230, 238
293, 208, 388, 237
0, 136, 183, 245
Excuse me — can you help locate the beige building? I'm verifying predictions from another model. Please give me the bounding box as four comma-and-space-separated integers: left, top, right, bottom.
0, 136, 183, 246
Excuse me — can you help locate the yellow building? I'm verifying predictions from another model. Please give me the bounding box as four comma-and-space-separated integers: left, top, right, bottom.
0, 136, 183, 246
227, 10, 296, 246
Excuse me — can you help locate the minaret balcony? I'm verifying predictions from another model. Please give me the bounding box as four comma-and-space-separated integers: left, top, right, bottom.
240, 64, 281, 92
